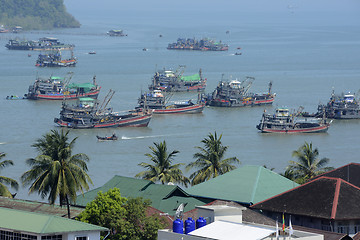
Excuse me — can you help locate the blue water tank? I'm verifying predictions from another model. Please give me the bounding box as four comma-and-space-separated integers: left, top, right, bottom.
196, 217, 207, 229
173, 218, 183, 234
185, 217, 195, 234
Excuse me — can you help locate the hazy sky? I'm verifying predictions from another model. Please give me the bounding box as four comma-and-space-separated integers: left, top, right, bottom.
64, 0, 360, 27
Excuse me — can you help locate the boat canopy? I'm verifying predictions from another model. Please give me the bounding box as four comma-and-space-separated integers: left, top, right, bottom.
50, 76, 64, 80
67, 83, 96, 92
181, 73, 201, 82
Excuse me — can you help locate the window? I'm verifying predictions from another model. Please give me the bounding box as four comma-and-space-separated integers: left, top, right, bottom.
41, 235, 62, 240
0, 230, 37, 240
76, 237, 87, 240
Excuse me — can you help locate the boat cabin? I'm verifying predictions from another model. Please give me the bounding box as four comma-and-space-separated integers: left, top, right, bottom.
275, 108, 290, 117
229, 80, 242, 89
78, 97, 96, 108
344, 94, 355, 103
164, 70, 176, 78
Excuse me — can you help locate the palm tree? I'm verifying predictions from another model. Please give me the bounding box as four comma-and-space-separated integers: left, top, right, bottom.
287, 141, 333, 184
0, 152, 19, 198
186, 132, 240, 186
21, 129, 92, 218
135, 141, 189, 186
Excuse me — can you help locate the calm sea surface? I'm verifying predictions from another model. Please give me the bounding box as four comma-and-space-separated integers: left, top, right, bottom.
1, 2, 360, 201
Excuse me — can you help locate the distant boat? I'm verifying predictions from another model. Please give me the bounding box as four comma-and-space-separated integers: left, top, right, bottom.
97, 134, 118, 141
142, 48, 148, 51
88, 51, 96, 54
235, 52, 242, 55
256, 107, 331, 133
107, 29, 127, 37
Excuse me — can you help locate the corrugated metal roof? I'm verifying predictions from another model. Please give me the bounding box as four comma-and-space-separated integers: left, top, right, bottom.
0, 197, 83, 218
74, 175, 209, 215
186, 165, 299, 204
0, 207, 107, 234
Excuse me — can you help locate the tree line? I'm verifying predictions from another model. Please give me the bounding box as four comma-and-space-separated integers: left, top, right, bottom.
0, 0, 80, 30
0, 129, 333, 240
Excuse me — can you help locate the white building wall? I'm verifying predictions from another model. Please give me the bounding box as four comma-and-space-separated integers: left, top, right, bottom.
65, 231, 101, 240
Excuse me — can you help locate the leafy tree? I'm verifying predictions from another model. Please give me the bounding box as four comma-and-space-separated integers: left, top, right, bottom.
286, 141, 333, 184
186, 132, 240, 186
77, 188, 167, 240
135, 141, 189, 186
0, 0, 80, 30
0, 152, 19, 198
21, 129, 92, 218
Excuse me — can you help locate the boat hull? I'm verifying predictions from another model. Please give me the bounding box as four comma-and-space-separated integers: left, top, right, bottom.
54, 113, 152, 129
258, 124, 330, 133
28, 90, 100, 100
152, 104, 205, 114
208, 97, 275, 107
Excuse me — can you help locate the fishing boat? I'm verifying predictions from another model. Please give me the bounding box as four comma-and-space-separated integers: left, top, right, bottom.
149, 66, 206, 92
205, 76, 275, 107
35, 50, 77, 67
26, 74, 101, 100
54, 90, 152, 129
137, 90, 205, 114
308, 91, 360, 119
167, 37, 228, 51
107, 29, 127, 36
5, 37, 74, 51
256, 107, 331, 133
96, 134, 118, 141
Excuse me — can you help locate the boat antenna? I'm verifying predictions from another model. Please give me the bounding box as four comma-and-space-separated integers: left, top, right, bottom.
97, 89, 115, 115
268, 81, 273, 94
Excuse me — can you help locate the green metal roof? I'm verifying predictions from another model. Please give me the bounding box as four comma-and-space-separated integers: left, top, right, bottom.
186, 165, 299, 205
67, 83, 96, 92
75, 175, 208, 215
0, 207, 107, 234
0, 197, 83, 218
180, 73, 201, 82
50, 76, 64, 80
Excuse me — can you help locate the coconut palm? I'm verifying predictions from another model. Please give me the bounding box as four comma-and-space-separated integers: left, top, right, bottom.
21, 129, 92, 218
186, 132, 240, 186
0, 152, 19, 198
287, 141, 333, 184
136, 141, 189, 186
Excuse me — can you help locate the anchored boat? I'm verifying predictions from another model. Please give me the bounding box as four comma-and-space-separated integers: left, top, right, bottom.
35, 50, 77, 67
206, 76, 275, 107
5, 37, 74, 51
149, 66, 206, 92
314, 91, 360, 119
167, 37, 228, 51
256, 107, 331, 133
26, 74, 101, 100
54, 90, 152, 129
137, 90, 205, 114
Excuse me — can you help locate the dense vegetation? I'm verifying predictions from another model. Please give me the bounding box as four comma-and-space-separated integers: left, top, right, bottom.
0, 0, 80, 30
77, 188, 167, 240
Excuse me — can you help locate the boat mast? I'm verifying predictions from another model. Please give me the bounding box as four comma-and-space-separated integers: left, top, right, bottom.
96, 89, 115, 115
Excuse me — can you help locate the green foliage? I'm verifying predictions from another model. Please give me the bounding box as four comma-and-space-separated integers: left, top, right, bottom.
0, 0, 80, 30
77, 188, 167, 240
136, 141, 190, 186
285, 141, 333, 184
21, 129, 92, 218
186, 131, 240, 186
0, 152, 19, 198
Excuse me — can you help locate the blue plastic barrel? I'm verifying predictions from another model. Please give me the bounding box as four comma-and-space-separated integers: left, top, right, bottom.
196, 217, 207, 229
185, 217, 195, 234
173, 218, 183, 234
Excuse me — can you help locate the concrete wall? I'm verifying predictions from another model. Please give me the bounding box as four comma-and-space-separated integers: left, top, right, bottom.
64, 231, 101, 240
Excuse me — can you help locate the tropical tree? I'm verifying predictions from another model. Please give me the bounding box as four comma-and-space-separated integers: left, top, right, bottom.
135, 141, 189, 186
0, 152, 19, 198
186, 132, 240, 186
286, 141, 333, 184
21, 129, 92, 218
77, 188, 167, 240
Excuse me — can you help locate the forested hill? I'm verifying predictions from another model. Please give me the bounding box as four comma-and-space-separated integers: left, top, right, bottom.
0, 0, 80, 30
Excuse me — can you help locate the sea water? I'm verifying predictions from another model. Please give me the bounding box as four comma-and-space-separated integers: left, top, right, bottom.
0, 0, 360, 201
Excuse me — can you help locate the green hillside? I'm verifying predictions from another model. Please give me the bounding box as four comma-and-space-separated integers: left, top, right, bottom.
0, 0, 80, 30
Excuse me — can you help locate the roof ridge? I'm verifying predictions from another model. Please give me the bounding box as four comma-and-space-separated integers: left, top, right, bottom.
310, 163, 360, 181
250, 167, 262, 203
40, 215, 54, 233
331, 178, 341, 219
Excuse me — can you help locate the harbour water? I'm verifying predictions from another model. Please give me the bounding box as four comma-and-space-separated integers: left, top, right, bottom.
1, 0, 360, 201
